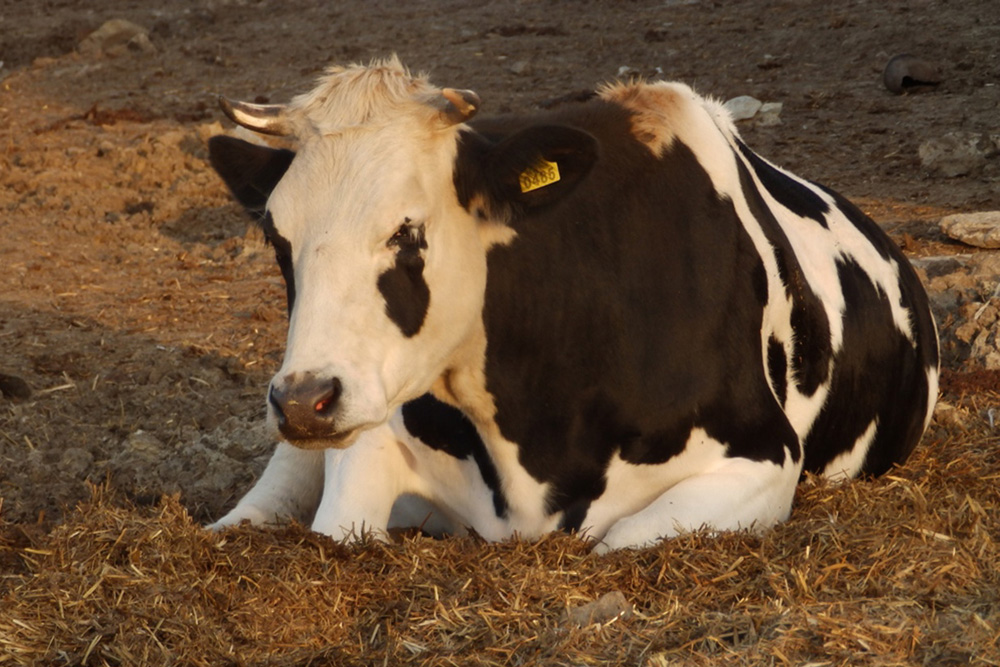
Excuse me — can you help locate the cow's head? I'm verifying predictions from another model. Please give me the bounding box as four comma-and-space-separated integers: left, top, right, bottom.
209, 57, 597, 448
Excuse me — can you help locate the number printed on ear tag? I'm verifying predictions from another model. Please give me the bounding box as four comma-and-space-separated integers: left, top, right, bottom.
519, 158, 561, 193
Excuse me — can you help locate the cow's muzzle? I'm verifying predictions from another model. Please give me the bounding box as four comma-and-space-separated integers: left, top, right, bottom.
268, 374, 343, 442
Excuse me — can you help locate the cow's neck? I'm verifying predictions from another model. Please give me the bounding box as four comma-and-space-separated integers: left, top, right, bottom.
429, 317, 495, 425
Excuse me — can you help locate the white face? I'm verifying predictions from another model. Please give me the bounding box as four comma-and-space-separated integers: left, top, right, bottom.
264, 122, 488, 448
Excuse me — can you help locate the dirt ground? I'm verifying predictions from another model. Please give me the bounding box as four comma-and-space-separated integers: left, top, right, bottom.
1, 1, 999, 664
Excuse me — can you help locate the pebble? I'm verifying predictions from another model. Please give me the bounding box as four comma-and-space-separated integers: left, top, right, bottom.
757, 102, 783, 126
939, 211, 1000, 249
61, 448, 95, 477
919, 132, 996, 178
0, 373, 32, 401
508, 60, 532, 76
122, 430, 165, 457
561, 591, 633, 627
79, 19, 156, 57
910, 255, 969, 279
723, 95, 762, 121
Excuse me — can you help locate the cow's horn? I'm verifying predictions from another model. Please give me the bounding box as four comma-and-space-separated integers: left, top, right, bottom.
439, 88, 480, 125
217, 96, 291, 136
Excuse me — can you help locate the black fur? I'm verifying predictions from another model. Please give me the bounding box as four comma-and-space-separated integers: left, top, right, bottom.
377, 235, 430, 337
802, 259, 932, 476
401, 394, 508, 518
456, 111, 799, 517
208, 136, 294, 218
767, 335, 788, 408
208, 86, 935, 528
262, 212, 296, 315
735, 158, 832, 398
207, 137, 297, 314
736, 139, 829, 227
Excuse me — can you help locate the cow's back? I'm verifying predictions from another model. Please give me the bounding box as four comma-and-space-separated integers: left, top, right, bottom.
464, 82, 938, 501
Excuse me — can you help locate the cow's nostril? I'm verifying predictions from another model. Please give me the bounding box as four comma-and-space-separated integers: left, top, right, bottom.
269, 375, 341, 440
314, 378, 342, 416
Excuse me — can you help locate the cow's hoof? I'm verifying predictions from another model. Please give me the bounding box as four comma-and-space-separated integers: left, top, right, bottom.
207, 506, 273, 530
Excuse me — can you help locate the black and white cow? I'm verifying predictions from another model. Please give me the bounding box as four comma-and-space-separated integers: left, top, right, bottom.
206, 57, 938, 550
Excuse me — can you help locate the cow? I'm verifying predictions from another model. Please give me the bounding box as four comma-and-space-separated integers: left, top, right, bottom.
206, 57, 939, 551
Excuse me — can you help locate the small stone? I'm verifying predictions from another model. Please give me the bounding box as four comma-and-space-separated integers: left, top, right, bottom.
127, 32, 157, 55
919, 132, 996, 178
0, 373, 32, 401
508, 60, 532, 76
561, 591, 634, 627
616, 65, 642, 78
757, 101, 783, 126
927, 289, 959, 319
80, 19, 154, 57
61, 448, 95, 477
940, 211, 1000, 249
123, 430, 165, 456
984, 351, 1000, 371
910, 255, 969, 279
933, 401, 973, 431
723, 95, 762, 121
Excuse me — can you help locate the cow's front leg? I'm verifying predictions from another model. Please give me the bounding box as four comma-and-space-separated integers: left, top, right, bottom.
310, 424, 420, 541
209, 442, 325, 529
595, 455, 800, 553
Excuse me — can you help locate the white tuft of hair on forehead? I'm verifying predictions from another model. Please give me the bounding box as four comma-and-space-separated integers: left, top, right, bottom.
285, 55, 443, 137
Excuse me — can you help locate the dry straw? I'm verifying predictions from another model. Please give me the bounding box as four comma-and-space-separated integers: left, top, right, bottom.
2, 375, 999, 666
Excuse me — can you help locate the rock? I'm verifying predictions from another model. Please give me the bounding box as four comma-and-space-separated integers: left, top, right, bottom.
723, 95, 762, 121
933, 402, 975, 432
0, 373, 32, 401
969, 323, 1000, 370
195, 121, 225, 145
910, 255, 970, 279
61, 448, 95, 477
757, 102, 783, 126
126, 32, 156, 55
79, 19, 156, 57
122, 430, 165, 457
508, 60, 532, 76
940, 211, 1000, 248
923, 251, 1000, 372
883, 54, 943, 94
561, 591, 634, 627
919, 132, 996, 178
616, 65, 642, 78
927, 289, 960, 319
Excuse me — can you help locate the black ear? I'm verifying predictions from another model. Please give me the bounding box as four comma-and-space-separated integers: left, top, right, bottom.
208, 136, 295, 217
486, 125, 598, 212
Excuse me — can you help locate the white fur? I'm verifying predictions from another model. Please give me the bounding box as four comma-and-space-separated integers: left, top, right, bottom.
209, 442, 324, 528
211, 65, 935, 550
822, 419, 878, 481
595, 453, 799, 553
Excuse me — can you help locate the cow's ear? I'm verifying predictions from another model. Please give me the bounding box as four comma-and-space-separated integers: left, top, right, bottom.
208, 136, 295, 217
486, 125, 598, 212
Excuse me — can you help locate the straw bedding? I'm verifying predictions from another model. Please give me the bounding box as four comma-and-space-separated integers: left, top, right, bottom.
2, 385, 998, 666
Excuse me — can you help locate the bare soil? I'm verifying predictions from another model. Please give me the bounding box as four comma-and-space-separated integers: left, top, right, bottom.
1, 2, 999, 664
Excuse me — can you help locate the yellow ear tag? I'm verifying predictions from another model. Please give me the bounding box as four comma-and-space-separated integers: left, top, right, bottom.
519, 158, 561, 193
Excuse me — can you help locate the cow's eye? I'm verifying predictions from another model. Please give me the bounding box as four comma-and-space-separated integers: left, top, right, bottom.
388, 220, 426, 250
